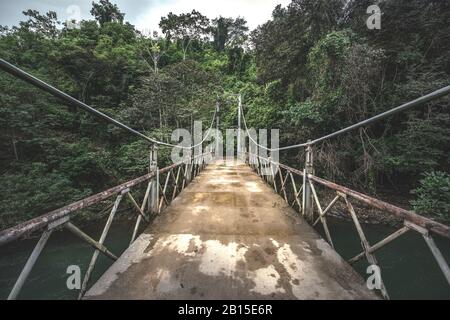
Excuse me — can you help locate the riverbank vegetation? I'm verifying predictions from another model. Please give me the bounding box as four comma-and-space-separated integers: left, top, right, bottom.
0, 0, 449, 229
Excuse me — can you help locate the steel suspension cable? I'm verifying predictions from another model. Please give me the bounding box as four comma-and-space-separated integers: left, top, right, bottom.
0, 59, 217, 150
240, 85, 450, 152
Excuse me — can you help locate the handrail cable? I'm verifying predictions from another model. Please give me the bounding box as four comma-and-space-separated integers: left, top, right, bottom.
240, 85, 450, 152
0, 59, 217, 150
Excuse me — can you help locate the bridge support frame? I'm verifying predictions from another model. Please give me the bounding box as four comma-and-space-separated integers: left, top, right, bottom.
78, 191, 124, 299
215, 99, 220, 159
149, 145, 159, 215
302, 143, 314, 221
237, 94, 242, 160
7, 229, 54, 300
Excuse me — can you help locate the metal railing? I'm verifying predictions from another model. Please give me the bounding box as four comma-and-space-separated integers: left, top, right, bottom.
0, 151, 212, 300
246, 152, 450, 300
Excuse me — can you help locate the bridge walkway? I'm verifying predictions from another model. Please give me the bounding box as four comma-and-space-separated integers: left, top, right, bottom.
85, 158, 377, 299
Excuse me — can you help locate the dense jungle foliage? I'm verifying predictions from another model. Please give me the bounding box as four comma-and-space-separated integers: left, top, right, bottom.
0, 0, 449, 229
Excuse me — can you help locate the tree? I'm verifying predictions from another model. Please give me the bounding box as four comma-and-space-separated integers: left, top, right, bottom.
91, 0, 125, 26
138, 31, 167, 75
18, 9, 60, 38
251, 0, 344, 100
211, 16, 249, 52
227, 47, 252, 76
123, 60, 219, 130
411, 171, 450, 222
159, 10, 210, 60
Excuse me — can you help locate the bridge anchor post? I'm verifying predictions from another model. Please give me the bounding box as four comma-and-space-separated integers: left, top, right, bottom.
302, 143, 314, 221
149, 145, 159, 215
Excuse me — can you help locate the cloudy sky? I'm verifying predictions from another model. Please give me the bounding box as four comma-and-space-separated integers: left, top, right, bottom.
0, 0, 291, 32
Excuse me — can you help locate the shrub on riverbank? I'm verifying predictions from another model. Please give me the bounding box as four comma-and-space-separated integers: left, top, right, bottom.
411, 171, 450, 222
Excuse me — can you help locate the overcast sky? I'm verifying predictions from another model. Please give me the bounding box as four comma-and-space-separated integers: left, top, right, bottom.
0, 0, 291, 32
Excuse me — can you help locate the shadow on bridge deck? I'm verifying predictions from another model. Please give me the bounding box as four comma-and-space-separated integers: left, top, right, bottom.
85, 158, 378, 300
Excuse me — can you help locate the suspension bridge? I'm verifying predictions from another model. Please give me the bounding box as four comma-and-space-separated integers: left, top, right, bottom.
0, 59, 449, 300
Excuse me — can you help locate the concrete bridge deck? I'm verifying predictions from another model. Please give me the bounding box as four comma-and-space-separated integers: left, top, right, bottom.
85, 159, 378, 300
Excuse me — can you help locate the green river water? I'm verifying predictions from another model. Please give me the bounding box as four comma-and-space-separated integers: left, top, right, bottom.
0, 218, 449, 300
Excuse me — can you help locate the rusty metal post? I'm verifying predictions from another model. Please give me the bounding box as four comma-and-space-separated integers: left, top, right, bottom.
65, 223, 118, 260
78, 192, 124, 299
303, 143, 314, 220
237, 94, 242, 159
189, 149, 194, 182
8, 229, 54, 300
130, 181, 151, 245
423, 234, 450, 285
149, 145, 159, 215
215, 98, 221, 160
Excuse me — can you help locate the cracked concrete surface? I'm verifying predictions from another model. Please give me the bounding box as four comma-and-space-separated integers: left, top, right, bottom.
85, 158, 378, 300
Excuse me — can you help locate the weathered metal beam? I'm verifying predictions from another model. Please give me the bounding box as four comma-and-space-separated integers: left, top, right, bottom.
182, 163, 188, 190
423, 234, 450, 286
279, 169, 289, 202
313, 195, 340, 226
289, 172, 302, 210
261, 154, 450, 240
158, 182, 170, 210
405, 221, 450, 286
303, 145, 314, 221
158, 171, 172, 213
309, 174, 450, 239
131, 215, 143, 246
149, 145, 159, 215
127, 192, 148, 223
171, 166, 182, 200
349, 226, 410, 264
78, 193, 123, 299
253, 155, 450, 239
7, 229, 53, 300
309, 180, 334, 248
64, 223, 117, 261
130, 181, 152, 245
344, 196, 390, 299
0, 162, 182, 246
270, 163, 278, 193
141, 180, 152, 213
302, 169, 307, 218
279, 157, 450, 238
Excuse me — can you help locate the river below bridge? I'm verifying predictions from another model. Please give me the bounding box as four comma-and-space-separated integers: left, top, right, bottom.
0, 218, 449, 300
